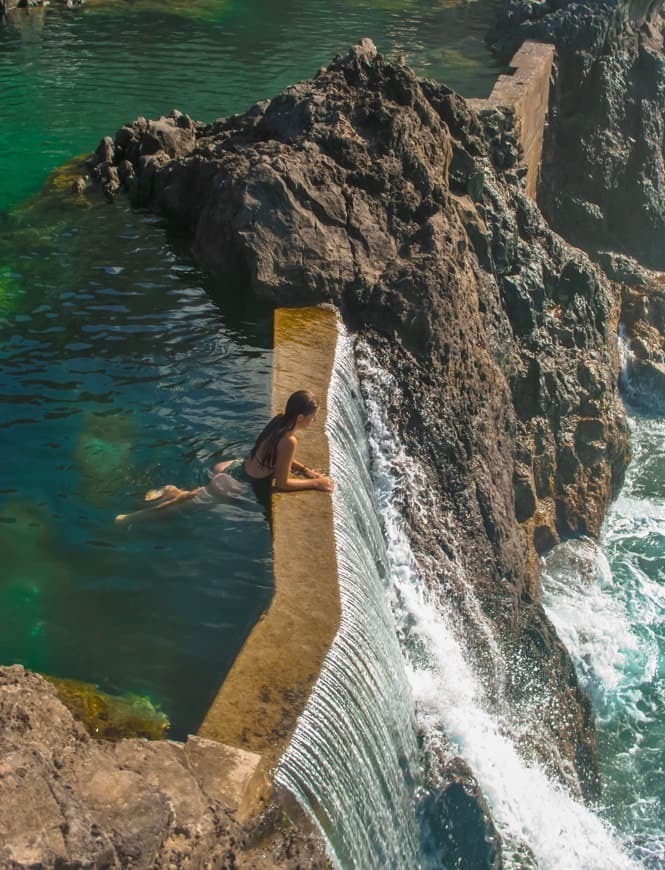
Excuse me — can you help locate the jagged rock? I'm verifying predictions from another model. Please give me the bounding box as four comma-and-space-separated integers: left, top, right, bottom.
621, 275, 665, 407
489, 0, 665, 269
70, 176, 87, 195
6, 0, 86, 8
87, 38, 634, 801
419, 756, 503, 870
0, 665, 327, 868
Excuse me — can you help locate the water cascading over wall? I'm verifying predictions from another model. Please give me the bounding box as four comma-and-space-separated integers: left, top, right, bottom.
276, 320, 632, 870
351, 337, 638, 870
275, 324, 423, 869
275, 321, 638, 868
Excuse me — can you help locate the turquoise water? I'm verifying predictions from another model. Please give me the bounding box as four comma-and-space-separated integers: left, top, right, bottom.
2, 1, 663, 865
0, 193, 275, 738
0, 1, 501, 738
542, 408, 665, 867
0, 0, 502, 212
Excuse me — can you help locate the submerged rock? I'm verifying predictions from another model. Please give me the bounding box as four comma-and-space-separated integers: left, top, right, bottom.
86, 38, 634, 802
45, 674, 169, 740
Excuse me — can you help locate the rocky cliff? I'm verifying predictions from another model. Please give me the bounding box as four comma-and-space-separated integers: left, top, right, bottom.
490, 0, 665, 270
85, 35, 634, 802
0, 666, 327, 869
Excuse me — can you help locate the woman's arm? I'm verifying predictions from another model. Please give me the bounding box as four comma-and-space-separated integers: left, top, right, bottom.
274, 435, 334, 492
290, 457, 322, 478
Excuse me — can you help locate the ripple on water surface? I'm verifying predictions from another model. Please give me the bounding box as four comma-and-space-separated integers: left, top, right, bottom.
0, 195, 274, 738
0, 0, 503, 211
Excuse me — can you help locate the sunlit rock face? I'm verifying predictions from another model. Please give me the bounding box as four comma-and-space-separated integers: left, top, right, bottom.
89, 38, 635, 797
490, 0, 665, 270
0, 666, 327, 869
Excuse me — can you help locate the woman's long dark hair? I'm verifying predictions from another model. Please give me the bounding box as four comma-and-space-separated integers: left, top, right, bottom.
250, 390, 319, 470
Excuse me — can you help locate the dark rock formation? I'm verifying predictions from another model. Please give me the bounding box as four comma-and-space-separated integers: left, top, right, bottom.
419, 757, 503, 870
0, 665, 327, 868
489, 0, 665, 270
9, 0, 86, 8
88, 38, 633, 803
618, 265, 665, 408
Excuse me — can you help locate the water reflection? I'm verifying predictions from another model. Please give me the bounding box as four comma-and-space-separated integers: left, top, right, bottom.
0, 0, 503, 211
0, 191, 273, 738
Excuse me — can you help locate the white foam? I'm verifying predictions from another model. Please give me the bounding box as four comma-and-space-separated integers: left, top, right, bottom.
541, 539, 640, 716
356, 337, 637, 870
276, 325, 422, 870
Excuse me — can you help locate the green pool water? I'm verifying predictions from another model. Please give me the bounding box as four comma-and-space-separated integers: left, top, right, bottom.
0, 0, 502, 738
0, 190, 275, 737
0, 0, 503, 213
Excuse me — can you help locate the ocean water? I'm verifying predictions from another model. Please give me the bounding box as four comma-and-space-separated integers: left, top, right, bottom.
0, 0, 501, 737
355, 339, 647, 870
542, 409, 665, 868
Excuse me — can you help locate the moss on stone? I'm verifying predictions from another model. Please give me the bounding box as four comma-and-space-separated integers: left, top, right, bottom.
46, 674, 169, 740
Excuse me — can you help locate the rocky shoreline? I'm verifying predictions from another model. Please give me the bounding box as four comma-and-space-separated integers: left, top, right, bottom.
4, 0, 665, 865
0, 666, 327, 868
490, 0, 665, 270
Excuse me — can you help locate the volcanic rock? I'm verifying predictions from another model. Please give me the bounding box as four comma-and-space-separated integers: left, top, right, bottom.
490, 0, 665, 269
87, 37, 636, 801
0, 665, 327, 868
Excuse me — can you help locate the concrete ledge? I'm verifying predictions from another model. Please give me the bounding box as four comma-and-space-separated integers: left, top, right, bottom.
469, 41, 555, 200
183, 735, 263, 815
199, 307, 341, 795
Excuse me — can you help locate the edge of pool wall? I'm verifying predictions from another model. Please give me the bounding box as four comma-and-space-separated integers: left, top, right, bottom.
195, 41, 555, 819
469, 40, 555, 201
198, 305, 341, 818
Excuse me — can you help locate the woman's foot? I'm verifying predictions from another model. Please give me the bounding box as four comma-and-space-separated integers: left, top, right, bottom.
144, 485, 182, 503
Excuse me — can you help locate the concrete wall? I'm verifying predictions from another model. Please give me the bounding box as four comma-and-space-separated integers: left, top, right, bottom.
470, 41, 555, 200
196, 41, 555, 815
199, 306, 341, 812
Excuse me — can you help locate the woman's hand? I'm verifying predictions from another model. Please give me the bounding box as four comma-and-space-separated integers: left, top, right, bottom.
303, 466, 322, 479
315, 476, 335, 493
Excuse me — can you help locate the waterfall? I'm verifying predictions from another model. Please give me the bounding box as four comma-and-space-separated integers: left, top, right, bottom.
353, 337, 637, 870
278, 329, 638, 869
275, 324, 423, 870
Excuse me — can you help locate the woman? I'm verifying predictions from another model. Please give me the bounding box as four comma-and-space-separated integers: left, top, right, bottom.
115, 390, 334, 523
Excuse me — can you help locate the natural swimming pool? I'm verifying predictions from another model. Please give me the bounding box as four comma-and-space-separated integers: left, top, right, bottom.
0, 0, 502, 738
0, 192, 275, 738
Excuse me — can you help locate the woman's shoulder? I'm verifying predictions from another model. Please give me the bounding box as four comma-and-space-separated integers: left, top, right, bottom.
278, 432, 298, 449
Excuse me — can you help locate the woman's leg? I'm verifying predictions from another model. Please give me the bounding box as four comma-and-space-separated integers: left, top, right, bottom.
115, 484, 202, 524
144, 484, 191, 503
211, 459, 234, 475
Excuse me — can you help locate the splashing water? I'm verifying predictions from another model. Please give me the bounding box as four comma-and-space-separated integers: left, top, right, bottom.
275, 325, 423, 869
353, 336, 636, 870
279, 330, 637, 868
542, 408, 665, 868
